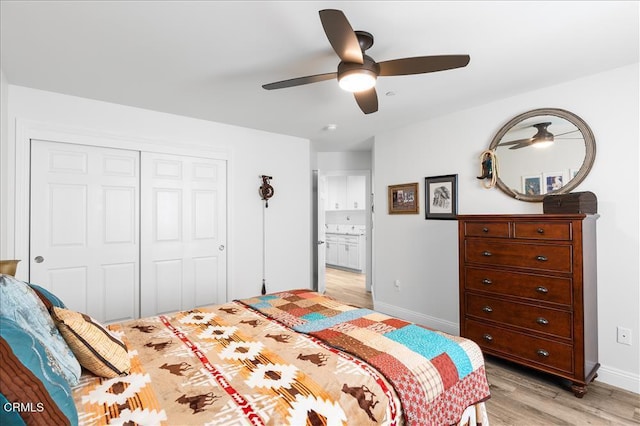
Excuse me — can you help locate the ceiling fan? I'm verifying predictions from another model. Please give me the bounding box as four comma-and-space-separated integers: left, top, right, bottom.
498, 122, 581, 150
262, 9, 471, 114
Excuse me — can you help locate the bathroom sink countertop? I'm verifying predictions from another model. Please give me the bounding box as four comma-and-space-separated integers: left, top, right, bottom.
325, 224, 366, 235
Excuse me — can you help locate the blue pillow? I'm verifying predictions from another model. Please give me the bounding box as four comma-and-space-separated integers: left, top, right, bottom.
0, 317, 78, 425
28, 283, 67, 309
0, 275, 81, 386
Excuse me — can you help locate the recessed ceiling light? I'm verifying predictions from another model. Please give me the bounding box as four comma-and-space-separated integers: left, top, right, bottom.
323, 124, 338, 131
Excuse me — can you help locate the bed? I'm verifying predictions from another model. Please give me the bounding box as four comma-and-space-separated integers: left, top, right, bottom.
0, 274, 490, 425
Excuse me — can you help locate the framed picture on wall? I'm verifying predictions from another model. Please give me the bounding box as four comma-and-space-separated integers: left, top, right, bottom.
543, 171, 565, 193
521, 175, 543, 196
425, 174, 457, 220
388, 182, 419, 214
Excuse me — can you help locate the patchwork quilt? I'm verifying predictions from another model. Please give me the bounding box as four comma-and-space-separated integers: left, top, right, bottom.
72, 290, 490, 425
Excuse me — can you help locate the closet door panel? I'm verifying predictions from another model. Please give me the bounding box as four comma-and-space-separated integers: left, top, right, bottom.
102, 262, 137, 321
194, 256, 219, 308
154, 259, 183, 315
141, 153, 226, 317
30, 140, 140, 324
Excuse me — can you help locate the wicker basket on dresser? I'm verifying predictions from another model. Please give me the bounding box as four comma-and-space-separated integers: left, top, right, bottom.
457, 214, 599, 397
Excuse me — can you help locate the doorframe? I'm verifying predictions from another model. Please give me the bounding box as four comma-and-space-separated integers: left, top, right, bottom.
12, 119, 229, 282
317, 169, 373, 292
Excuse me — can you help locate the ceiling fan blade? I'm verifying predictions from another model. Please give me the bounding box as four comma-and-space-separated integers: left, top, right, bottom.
509, 141, 535, 150
319, 9, 363, 64
262, 72, 337, 90
554, 129, 580, 137
498, 138, 532, 146
378, 55, 470, 76
354, 87, 378, 114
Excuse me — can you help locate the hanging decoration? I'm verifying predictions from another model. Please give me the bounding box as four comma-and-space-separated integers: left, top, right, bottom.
259, 175, 274, 295
477, 149, 499, 189
259, 175, 274, 207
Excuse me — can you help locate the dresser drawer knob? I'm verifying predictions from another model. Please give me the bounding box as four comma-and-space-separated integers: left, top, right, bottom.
537, 228, 545, 234
535, 286, 549, 294
482, 334, 493, 342
482, 251, 493, 257
481, 278, 493, 285
482, 227, 489, 233
536, 317, 549, 325
482, 306, 493, 313
537, 349, 550, 358
536, 255, 548, 262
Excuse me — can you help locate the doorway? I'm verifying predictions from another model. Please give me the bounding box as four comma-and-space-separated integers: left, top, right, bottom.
313, 169, 372, 306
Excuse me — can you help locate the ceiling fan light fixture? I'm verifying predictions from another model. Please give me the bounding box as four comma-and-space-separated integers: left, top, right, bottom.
533, 138, 554, 149
533, 124, 555, 148
338, 69, 377, 92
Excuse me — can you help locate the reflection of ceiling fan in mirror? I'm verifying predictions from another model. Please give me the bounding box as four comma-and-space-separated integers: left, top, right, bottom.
498, 122, 581, 150
262, 9, 470, 114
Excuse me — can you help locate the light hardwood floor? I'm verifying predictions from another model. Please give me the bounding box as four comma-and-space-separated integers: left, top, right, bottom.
324, 266, 372, 309
323, 267, 640, 425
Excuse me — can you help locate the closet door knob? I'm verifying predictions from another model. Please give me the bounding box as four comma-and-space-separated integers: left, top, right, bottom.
34, 256, 44, 263
218, 245, 225, 251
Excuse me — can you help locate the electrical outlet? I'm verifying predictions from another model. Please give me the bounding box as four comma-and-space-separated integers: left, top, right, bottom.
617, 326, 632, 345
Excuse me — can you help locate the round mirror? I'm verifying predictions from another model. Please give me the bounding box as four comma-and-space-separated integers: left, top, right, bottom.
488, 108, 596, 202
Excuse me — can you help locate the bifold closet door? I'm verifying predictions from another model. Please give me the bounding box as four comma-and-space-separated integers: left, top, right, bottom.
30, 140, 140, 324
140, 152, 227, 317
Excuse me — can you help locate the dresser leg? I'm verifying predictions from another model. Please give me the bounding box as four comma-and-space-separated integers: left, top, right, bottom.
571, 383, 588, 398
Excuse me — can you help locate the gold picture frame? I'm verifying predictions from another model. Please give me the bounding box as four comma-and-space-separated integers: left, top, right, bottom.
388, 182, 419, 214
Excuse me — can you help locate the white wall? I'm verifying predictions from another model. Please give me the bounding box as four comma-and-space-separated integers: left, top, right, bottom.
373, 63, 639, 393
1, 85, 311, 302
316, 151, 372, 171
0, 70, 8, 258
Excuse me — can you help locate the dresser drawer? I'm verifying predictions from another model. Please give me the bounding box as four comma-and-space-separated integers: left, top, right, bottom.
464, 267, 572, 306
514, 222, 572, 241
465, 240, 572, 272
466, 294, 572, 339
463, 221, 510, 238
465, 319, 574, 374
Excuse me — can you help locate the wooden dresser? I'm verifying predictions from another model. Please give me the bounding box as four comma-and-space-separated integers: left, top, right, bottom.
457, 214, 599, 397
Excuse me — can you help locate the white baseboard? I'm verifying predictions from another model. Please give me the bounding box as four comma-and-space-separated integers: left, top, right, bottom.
596, 364, 640, 395
373, 300, 640, 396
373, 300, 459, 336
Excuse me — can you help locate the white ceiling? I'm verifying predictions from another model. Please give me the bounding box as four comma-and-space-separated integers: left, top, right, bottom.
1, 1, 638, 151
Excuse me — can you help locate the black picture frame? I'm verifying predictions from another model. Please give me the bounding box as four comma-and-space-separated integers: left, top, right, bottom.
425, 174, 458, 220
